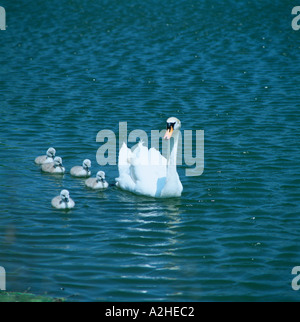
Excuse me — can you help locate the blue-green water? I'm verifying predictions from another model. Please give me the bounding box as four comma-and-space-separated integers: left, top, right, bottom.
0, 0, 300, 301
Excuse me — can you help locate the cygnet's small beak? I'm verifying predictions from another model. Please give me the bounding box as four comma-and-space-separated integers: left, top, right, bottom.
61, 196, 69, 203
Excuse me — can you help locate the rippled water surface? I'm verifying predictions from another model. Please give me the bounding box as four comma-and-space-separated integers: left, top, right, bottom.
0, 0, 300, 301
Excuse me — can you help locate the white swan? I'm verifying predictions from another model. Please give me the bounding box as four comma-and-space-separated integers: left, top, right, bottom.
70, 159, 91, 178
85, 171, 109, 190
35, 147, 56, 165
51, 190, 75, 210
41, 156, 65, 174
115, 117, 183, 198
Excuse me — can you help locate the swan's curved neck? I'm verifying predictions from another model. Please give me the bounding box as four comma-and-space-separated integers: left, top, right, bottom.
167, 130, 179, 167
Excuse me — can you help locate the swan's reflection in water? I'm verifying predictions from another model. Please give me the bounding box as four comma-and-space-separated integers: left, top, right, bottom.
114, 191, 185, 296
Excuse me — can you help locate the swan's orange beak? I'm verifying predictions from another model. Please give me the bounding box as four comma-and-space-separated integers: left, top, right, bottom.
164, 127, 174, 140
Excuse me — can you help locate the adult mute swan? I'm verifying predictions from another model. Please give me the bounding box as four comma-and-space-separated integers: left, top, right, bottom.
51, 190, 75, 210
115, 117, 183, 198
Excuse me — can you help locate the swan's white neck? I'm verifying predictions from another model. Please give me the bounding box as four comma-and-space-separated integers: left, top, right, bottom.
167, 130, 179, 167
161, 129, 182, 197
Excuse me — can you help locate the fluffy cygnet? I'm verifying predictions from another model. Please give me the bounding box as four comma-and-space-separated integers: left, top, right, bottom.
70, 159, 91, 178
85, 171, 109, 190
51, 189, 75, 210
41, 156, 65, 174
35, 147, 56, 165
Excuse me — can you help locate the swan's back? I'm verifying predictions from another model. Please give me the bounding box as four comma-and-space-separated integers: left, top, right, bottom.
70, 166, 91, 177
35, 155, 47, 165
116, 143, 136, 191
85, 177, 108, 190
116, 142, 168, 197
41, 163, 65, 174
35, 155, 55, 165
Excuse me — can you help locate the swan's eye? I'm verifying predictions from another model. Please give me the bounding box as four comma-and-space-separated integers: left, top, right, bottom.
167, 122, 176, 130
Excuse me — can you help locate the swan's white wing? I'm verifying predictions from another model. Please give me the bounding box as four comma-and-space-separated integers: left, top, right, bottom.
130, 143, 167, 178
115, 143, 136, 191
118, 142, 132, 167
127, 142, 167, 197
115, 141, 182, 198
148, 147, 167, 178
35, 155, 47, 165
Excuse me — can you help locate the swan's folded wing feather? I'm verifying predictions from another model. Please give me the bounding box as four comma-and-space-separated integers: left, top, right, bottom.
116, 143, 136, 191
149, 147, 167, 178
129, 145, 168, 197
129, 143, 166, 183
127, 143, 146, 184
116, 141, 182, 198
118, 143, 132, 166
